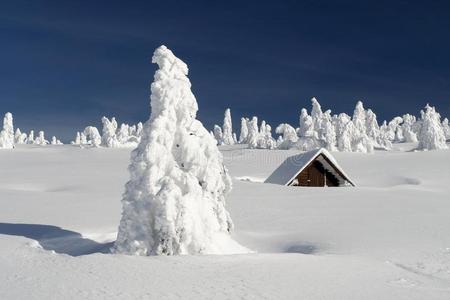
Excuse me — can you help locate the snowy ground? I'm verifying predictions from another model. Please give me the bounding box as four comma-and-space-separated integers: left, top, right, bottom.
1, 144, 450, 299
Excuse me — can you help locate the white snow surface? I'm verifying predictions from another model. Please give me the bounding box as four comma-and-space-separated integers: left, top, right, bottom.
1, 144, 450, 299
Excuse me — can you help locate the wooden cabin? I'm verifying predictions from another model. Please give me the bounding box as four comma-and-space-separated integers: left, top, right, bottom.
264, 148, 355, 187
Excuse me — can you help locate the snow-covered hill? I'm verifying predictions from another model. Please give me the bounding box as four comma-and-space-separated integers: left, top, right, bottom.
0, 144, 449, 299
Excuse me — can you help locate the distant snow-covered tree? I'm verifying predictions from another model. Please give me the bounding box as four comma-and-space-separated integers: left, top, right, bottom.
256, 121, 276, 149
401, 114, 418, 143
352, 101, 366, 134
442, 118, 450, 141
72, 132, 81, 145
239, 117, 249, 143
222, 108, 234, 145
114, 45, 245, 256
247, 116, 259, 149
84, 126, 102, 147
275, 123, 298, 149
34, 131, 49, 145
27, 130, 35, 144
0, 112, 14, 149
213, 125, 223, 145
16, 129, 27, 144
101, 117, 120, 148
418, 104, 447, 150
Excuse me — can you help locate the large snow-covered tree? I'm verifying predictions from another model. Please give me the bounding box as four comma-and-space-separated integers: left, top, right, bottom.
114, 45, 246, 256
0, 112, 14, 149
418, 104, 447, 150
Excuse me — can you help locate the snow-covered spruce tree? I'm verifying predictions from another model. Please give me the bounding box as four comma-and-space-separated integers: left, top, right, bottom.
117, 123, 130, 144
311, 97, 323, 133
401, 114, 418, 143
418, 104, 447, 150
0, 112, 14, 149
114, 45, 247, 256
238, 117, 249, 143
256, 121, 276, 149
72, 132, 81, 145
101, 117, 120, 147
322, 111, 337, 151
14, 128, 27, 144
80, 132, 88, 145
136, 122, 143, 137
352, 101, 366, 134
213, 125, 223, 145
296, 108, 320, 151
34, 131, 49, 145
27, 130, 34, 144
84, 126, 102, 147
365, 109, 380, 141
442, 118, 450, 141
275, 123, 298, 149
222, 108, 234, 145
247, 116, 259, 149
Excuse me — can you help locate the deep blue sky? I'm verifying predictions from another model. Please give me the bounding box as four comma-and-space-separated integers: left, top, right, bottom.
1, 0, 450, 141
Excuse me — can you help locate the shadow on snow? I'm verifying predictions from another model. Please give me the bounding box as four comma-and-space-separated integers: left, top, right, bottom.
0, 223, 114, 256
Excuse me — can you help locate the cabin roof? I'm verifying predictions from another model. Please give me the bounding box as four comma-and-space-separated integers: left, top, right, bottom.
264, 148, 355, 186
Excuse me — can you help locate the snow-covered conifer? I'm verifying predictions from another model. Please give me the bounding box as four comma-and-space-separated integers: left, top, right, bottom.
238, 117, 249, 144
73, 132, 81, 145
352, 101, 366, 134
0, 112, 14, 149
247, 116, 259, 148
34, 131, 49, 145
275, 123, 298, 149
401, 114, 418, 143
222, 108, 234, 145
101, 117, 120, 147
213, 125, 223, 145
27, 130, 35, 144
442, 118, 450, 141
418, 104, 447, 150
84, 126, 102, 147
114, 45, 245, 255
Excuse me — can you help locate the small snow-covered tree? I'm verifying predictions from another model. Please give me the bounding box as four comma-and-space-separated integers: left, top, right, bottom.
14, 128, 27, 144
213, 125, 223, 145
0, 112, 14, 149
365, 109, 380, 141
72, 132, 81, 145
101, 117, 120, 147
27, 130, 35, 144
401, 114, 418, 143
275, 123, 298, 149
114, 45, 245, 256
238, 117, 249, 143
442, 118, 450, 141
418, 104, 447, 150
256, 121, 276, 149
84, 126, 102, 147
222, 108, 234, 145
322, 112, 337, 151
247, 116, 259, 148
311, 97, 323, 133
136, 122, 143, 137
34, 131, 49, 145
352, 101, 367, 134
117, 123, 130, 144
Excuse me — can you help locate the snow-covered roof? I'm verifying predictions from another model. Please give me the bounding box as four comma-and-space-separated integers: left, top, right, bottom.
264, 148, 355, 186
